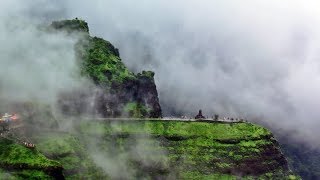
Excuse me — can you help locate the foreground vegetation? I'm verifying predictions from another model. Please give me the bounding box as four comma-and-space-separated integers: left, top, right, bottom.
76, 120, 298, 179
0, 120, 300, 179
0, 138, 62, 179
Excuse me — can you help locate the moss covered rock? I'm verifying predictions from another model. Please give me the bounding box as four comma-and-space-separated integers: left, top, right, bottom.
53, 18, 162, 118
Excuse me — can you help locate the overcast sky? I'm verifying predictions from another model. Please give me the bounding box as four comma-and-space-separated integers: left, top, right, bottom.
1, 0, 320, 146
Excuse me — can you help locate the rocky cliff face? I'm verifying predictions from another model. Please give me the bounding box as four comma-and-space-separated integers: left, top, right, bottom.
51, 19, 162, 118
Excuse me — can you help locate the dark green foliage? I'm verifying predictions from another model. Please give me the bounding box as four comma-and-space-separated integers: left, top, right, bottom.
0, 138, 62, 179
33, 133, 108, 179
123, 102, 149, 118
0, 138, 60, 168
137, 71, 155, 80
51, 18, 162, 118
51, 18, 89, 33
78, 36, 135, 85
0, 120, 299, 179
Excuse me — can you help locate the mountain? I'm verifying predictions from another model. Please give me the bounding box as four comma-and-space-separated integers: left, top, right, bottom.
51, 19, 162, 118
0, 19, 299, 179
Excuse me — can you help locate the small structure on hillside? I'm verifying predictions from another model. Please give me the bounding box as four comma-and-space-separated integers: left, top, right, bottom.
195, 110, 205, 119
214, 114, 219, 121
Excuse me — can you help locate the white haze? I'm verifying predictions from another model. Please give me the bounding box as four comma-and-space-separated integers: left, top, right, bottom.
0, 1, 90, 107
1, 0, 320, 146
41, 0, 319, 147
1, 1, 319, 178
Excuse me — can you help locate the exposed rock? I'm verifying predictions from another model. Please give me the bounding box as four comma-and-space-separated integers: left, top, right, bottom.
51, 19, 162, 118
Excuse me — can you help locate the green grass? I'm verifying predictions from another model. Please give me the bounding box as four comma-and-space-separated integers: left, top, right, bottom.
80, 120, 271, 140
79, 36, 136, 85
0, 138, 61, 179
123, 102, 150, 118
77, 120, 293, 179
0, 138, 60, 168
33, 132, 108, 179
0, 120, 296, 179
181, 171, 237, 180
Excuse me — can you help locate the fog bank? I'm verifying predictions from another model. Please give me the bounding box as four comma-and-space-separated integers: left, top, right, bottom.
2, 1, 320, 147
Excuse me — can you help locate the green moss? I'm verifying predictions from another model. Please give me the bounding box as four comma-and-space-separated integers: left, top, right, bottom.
77, 120, 293, 178
137, 71, 155, 80
12, 170, 52, 180
123, 102, 150, 118
81, 121, 271, 140
0, 138, 60, 168
33, 133, 107, 179
181, 171, 237, 180
79, 36, 136, 85
0, 138, 61, 179
0, 119, 295, 179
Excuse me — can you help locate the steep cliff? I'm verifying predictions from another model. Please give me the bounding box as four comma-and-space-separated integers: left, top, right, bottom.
52, 19, 162, 118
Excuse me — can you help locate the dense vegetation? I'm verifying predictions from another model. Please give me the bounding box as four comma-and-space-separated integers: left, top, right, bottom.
0, 18, 304, 179
51, 18, 89, 33
77, 36, 136, 85
52, 18, 162, 118
33, 132, 107, 179
0, 138, 62, 179
0, 120, 300, 179
75, 120, 298, 179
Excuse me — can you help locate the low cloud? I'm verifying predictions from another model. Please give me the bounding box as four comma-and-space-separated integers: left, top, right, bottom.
1, 0, 320, 150
52, 0, 320, 146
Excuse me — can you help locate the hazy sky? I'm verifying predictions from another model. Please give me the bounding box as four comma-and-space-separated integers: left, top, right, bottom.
1, 0, 320, 146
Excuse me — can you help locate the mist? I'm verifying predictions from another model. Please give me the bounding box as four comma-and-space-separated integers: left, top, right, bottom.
37, 0, 319, 147
1, 1, 319, 178
2, 0, 320, 146
0, 2, 91, 110
1, 0, 320, 152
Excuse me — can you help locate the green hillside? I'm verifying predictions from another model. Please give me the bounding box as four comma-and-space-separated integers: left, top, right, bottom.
73, 120, 298, 179
0, 120, 299, 179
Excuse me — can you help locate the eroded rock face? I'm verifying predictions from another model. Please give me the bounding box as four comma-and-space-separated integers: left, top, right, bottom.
57, 71, 162, 118
108, 71, 162, 118
52, 19, 162, 118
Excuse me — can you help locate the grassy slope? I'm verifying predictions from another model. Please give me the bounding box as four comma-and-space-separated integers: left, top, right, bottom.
0, 120, 299, 179
78, 120, 299, 179
33, 132, 108, 179
0, 138, 61, 179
